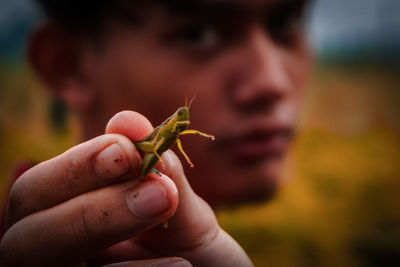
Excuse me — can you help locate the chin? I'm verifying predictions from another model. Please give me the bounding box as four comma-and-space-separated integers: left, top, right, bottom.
203, 160, 283, 208
232, 171, 281, 206
186, 148, 286, 207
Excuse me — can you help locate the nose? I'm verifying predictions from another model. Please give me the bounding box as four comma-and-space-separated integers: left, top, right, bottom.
229, 25, 292, 114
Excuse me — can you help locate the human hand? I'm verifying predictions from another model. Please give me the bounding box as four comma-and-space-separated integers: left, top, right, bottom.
0, 111, 252, 267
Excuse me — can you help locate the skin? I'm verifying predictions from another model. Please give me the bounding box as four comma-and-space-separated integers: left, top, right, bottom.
76, 0, 312, 205
0, 0, 312, 266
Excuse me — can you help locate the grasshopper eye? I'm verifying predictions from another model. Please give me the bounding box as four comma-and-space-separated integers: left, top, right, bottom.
177, 107, 186, 116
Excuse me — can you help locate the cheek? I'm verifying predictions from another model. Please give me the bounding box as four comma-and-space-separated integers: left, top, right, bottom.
183, 62, 236, 132
285, 48, 313, 114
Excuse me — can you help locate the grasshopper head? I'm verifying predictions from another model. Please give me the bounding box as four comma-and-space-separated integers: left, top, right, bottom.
176, 106, 190, 132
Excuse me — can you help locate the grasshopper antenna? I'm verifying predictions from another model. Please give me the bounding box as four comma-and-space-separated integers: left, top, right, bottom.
188, 88, 200, 109
185, 87, 188, 107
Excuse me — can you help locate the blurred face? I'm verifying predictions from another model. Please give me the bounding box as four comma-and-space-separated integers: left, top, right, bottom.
77, 0, 312, 206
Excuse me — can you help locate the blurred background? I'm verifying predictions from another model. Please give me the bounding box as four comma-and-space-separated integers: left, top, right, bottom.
1, 0, 399, 266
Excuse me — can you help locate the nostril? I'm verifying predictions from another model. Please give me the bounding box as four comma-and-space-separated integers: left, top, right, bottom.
235, 92, 281, 114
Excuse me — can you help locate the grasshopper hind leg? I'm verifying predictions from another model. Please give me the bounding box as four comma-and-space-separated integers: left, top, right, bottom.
176, 138, 194, 168
180, 130, 215, 140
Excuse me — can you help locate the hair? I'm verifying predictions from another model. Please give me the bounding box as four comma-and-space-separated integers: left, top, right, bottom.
35, 0, 202, 35
35, 0, 133, 34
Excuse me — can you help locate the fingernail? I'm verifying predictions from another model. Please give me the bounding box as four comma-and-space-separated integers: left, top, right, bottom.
156, 260, 192, 267
94, 143, 130, 179
127, 181, 170, 218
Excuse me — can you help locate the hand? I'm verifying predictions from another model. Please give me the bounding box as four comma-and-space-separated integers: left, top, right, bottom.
0, 111, 253, 267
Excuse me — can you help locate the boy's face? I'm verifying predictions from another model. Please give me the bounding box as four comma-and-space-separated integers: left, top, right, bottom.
75, 0, 312, 205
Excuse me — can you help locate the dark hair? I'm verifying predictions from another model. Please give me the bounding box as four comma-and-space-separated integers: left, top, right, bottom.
34, 0, 198, 34
36, 0, 109, 31
34, 0, 158, 36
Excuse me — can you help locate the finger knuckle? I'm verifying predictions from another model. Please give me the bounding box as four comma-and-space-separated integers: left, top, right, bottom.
72, 196, 103, 242
72, 197, 93, 241
63, 152, 86, 191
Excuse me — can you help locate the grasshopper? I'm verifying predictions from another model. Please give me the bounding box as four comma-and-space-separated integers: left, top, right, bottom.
134, 95, 215, 179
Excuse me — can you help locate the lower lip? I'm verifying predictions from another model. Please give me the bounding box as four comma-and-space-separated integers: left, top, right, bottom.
228, 134, 290, 163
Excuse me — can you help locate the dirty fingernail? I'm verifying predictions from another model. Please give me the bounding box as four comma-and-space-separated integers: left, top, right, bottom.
127, 181, 170, 218
156, 259, 193, 267
94, 143, 130, 179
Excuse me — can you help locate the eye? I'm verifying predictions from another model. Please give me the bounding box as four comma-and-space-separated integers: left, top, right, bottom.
178, 24, 218, 46
265, 3, 305, 46
166, 22, 222, 53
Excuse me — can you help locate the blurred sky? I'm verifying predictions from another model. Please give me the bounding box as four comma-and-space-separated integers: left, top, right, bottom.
0, 0, 400, 60
310, 0, 400, 50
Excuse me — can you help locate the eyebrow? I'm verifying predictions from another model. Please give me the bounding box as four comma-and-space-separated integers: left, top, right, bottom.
157, 0, 310, 25
159, 0, 310, 18
160, 0, 309, 10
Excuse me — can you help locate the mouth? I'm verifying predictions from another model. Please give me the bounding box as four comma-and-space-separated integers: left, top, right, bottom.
215, 122, 294, 165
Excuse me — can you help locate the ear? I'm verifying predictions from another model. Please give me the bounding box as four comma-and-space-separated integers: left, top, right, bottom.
28, 23, 95, 112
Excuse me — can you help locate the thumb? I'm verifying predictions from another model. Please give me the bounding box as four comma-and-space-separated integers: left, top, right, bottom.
102, 257, 192, 267
134, 151, 253, 267
136, 150, 220, 252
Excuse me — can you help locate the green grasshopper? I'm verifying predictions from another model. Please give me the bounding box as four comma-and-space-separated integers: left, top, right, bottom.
134, 95, 214, 179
